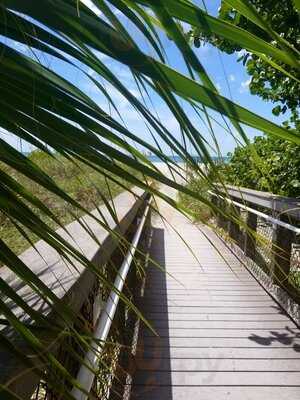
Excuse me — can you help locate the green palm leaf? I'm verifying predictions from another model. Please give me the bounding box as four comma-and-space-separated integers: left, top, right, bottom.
0, 1, 299, 397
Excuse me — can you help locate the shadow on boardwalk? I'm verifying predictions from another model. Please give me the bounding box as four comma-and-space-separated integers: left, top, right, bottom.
132, 227, 173, 399
126, 207, 300, 399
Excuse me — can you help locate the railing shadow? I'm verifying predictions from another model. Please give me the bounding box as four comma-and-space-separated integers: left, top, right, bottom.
132, 227, 172, 399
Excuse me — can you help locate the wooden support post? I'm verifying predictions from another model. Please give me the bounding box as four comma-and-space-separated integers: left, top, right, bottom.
272, 220, 296, 287
228, 203, 241, 244
244, 210, 258, 260
215, 198, 227, 230
211, 195, 221, 228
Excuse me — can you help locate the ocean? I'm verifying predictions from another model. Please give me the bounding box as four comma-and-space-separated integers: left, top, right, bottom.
147, 155, 229, 163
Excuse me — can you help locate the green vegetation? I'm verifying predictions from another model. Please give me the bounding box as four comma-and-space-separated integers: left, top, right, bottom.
0, 151, 134, 255
1, 1, 300, 397
189, 0, 300, 129
181, 135, 300, 216
179, 174, 212, 222
225, 135, 300, 197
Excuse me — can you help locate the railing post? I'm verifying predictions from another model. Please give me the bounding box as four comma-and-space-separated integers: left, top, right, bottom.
228, 202, 241, 244
271, 219, 296, 287
244, 210, 257, 260
213, 196, 227, 230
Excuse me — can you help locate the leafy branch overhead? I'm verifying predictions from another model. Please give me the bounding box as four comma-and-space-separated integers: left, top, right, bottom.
225, 136, 300, 197
188, 0, 300, 129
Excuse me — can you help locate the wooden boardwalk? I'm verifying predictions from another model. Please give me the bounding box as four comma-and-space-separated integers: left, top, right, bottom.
131, 198, 300, 399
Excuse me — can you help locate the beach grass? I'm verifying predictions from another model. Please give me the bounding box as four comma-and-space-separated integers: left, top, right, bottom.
178, 174, 212, 223
0, 151, 136, 255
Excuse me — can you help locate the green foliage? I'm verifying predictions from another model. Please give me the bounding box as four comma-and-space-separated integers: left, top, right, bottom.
0, 0, 299, 397
0, 151, 134, 255
189, 0, 300, 129
225, 135, 300, 197
179, 174, 212, 222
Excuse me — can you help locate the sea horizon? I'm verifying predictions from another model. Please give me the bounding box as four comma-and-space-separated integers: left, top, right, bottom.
147, 154, 229, 163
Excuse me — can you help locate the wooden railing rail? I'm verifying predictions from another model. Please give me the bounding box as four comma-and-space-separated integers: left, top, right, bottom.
71, 198, 151, 400
0, 189, 152, 399
218, 185, 300, 221
210, 185, 300, 301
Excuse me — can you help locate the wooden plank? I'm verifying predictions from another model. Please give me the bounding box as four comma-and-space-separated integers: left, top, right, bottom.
134, 358, 300, 371
145, 277, 255, 282
140, 306, 284, 314
140, 300, 275, 307
145, 284, 262, 289
130, 386, 300, 400
145, 289, 266, 294
148, 274, 253, 280
140, 337, 300, 348
129, 190, 300, 400
142, 320, 296, 329
143, 296, 271, 302
143, 295, 272, 301
145, 313, 291, 321
140, 347, 300, 359
141, 328, 300, 338
133, 371, 300, 385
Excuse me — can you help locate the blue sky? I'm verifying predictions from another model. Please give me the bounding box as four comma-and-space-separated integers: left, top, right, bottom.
0, 0, 287, 156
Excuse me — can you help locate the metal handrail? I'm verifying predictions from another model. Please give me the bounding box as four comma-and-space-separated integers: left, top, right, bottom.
215, 184, 300, 221
209, 191, 300, 235
71, 198, 151, 400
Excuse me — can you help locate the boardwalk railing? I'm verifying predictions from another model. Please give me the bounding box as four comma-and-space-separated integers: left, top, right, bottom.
72, 198, 151, 400
210, 185, 300, 310
0, 189, 152, 399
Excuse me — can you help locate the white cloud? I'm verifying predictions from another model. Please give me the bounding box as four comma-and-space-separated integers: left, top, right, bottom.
229, 74, 235, 82
86, 78, 142, 114
239, 78, 251, 93
216, 83, 222, 91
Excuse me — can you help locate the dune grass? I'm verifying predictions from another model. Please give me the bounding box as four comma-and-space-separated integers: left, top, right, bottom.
178, 173, 212, 223
0, 150, 135, 255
